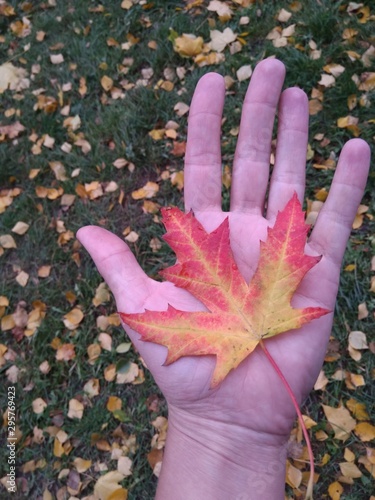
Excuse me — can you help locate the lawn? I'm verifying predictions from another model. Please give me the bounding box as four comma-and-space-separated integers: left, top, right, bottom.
0, 1, 374, 499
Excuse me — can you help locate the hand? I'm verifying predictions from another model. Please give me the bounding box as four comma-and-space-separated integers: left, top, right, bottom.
77, 58, 370, 499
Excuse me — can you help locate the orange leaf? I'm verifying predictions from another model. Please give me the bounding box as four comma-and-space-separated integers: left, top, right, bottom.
120, 194, 329, 387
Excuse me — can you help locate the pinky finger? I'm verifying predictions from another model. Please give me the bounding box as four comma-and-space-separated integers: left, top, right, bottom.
308, 139, 370, 265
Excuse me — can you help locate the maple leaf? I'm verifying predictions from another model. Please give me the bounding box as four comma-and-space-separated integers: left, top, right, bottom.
120, 194, 329, 387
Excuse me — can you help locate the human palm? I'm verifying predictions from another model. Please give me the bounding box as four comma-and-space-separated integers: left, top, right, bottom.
78, 58, 370, 444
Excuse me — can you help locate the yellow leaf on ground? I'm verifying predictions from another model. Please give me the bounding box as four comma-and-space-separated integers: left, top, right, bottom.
93, 283, 110, 307
339, 461, 362, 478
101, 75, 114, 91
328, 481, 343, 500
63, 307, 84, 329
173, 34, 204, 57
83, 378, 100, 397
56, 343, 76, 361
87, 343, 101, 363
355, 422, 375, 442
0, 234, 17, 248
16, 270, 29, 287
0, 62, 29, 93
107, 396, 122, 412
348, 331, 368, 350
346, 399, 370, 421
357, 302, 368, 320
50, 53, 64, 64
94, 471, 126, 500
73, 457, 92, 473
32, 398, 47, 414
131, 181, 159, 200
322, 404, 356, 441
11, 221, 29, 235
210, 27, 237, 52
117, 456, 132, 476
236, 64, 252, 82
68, 398, 84, 420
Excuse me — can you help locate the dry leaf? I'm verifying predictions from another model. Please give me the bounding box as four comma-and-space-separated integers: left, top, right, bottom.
131, 181, 159, 200
277, 8, 292, 22
346, 398, 370, 421
0, 234, 17, 248
357, 302, 368, 320
328, 481, 343, 500
73, 458, 92, 473
354, 422, 375, 442
174, 102, 190, 117
236, 64, 252, 82
11, 222, 29, 235
322, 404, 356, 441
32, 398, 47, 414
50, 54, 64, 64
93, 283, 110, 307
107, 396, 122, 412
94, 471, 126, 500
210, 28, 237, 52
63, 308, 84, 329
68, 398, 84, 420
348, 331, 368, 350
117, 456, 132, 476
173, 34, 204, 57
83, 378, 100, 397
56, 343, 76, 361
98, 333, 113, 351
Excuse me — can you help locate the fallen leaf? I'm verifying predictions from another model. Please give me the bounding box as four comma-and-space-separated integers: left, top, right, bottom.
354, 422, 375, 442
210, 27, 237, 52
173, 34, 204, 57
107, 396, 122, 412
73, 458, 92, 473
68, 398, 84, 420
348, 331, 368, 350
50, 53, 64, 64
322, 404, 356, 441
0, 234, 17, 248
93, 283, 110, 307
357, 302, 368, 320
346, 398, 370, 421
11, 222, 29, 235
94, 471, 126, 500
117, 456, 132, 476
63, 308, 84, 329
131, 181, 159, 200
174, 102, 190, 117
328, 481, 343, 500
236, 64, 252, 82
32, 398, 47, 414
56, 343, 76, 361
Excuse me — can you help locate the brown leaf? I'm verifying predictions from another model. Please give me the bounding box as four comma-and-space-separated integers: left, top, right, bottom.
56, 343, 76, 361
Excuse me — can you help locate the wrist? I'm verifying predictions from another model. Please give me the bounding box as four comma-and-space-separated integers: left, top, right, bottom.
156, 406, 288, 500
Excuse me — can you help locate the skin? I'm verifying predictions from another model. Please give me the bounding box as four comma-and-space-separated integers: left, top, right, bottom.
77, 58, 371, 499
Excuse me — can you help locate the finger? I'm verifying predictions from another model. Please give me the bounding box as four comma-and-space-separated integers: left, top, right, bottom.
309, 139, 371, 264
77, 226, 150, 312
267, 87, 309, 220
184, 72, 225, 213
230, 58, 286, 214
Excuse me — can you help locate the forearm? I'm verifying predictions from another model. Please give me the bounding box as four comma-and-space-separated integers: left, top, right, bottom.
156, 407, 287, 500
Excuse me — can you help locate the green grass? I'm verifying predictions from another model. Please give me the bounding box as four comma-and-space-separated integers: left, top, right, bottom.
0, 1, 374, 499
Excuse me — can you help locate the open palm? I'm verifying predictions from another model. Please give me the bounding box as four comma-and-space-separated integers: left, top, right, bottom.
77, 58, 370, 444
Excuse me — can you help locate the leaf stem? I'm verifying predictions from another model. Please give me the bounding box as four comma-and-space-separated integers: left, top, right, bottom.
260, 340, 314, 500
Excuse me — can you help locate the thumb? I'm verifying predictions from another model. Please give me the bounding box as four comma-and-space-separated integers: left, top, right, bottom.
76, 225, 150, 312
